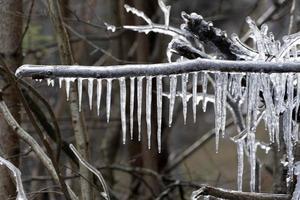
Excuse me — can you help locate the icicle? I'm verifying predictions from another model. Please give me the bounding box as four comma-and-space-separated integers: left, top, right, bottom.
88, 78, 94, 110
214, 72, 228, 152
156, 76, 163, 153
261, 74, 278, 145
96, 79, 102, 116
248, 132, 256, 192
192, 72, 198, 123
59, 78, 63, 88
283, 74, 294, 185
169, 75, 177, 127
119, 77, 127, 144
202, 72, 208, 112
130, 77, 135, 140
137, 77, 143, 141
182, 74, 188, 124
146, 76, 153, 149
65, 78, 71, 101
292, 162, 300, 200
237, 141, 244, 191
78, 78, 83, 112
47, 78, 54, 87
106, 79, 112, 123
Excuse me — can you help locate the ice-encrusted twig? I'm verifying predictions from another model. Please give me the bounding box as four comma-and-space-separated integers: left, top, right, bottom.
0, 156, 27, 200
191, 185, 291, 200
70, 144, 110, 200
124, 4, 152, 25
158, 0, 171, 28
15, 59, 300, 80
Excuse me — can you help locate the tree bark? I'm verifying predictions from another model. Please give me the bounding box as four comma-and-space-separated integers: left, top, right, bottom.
0, 0, 22, 199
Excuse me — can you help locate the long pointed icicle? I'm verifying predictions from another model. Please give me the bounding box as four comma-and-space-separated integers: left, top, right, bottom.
237, 141, 244, 191
156, 76, 163, 153
169, 75, 177, 127
106, 79, 112, 123
192, 72, 198, 123
119, 77, 127, 144
97, 79, 102, 116
284, 73, 294, 185
88, 78, 94, 110
202, 72, 208, 112
182, 73, 188, 124
78, 78, 83, 112
137, 77, 143, 141
146, 76, 153, 149
130, 77, 135, 140
65, 78, 71, 101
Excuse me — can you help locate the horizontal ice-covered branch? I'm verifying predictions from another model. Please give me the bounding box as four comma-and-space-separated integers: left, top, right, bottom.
14, 59, 300, 79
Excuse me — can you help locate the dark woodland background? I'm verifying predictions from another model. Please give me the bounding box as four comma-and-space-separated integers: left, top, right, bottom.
0, 0, 298, 199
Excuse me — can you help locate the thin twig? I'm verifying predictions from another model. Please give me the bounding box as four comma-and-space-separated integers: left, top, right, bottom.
70, 144, 110, 200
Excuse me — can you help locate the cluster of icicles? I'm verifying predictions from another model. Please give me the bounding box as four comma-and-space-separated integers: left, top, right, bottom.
39, 71, 299, 191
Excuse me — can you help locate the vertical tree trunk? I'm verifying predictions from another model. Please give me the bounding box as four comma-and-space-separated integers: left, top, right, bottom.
0, 0, 22, 199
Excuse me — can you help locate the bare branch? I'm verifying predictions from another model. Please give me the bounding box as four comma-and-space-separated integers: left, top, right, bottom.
0, 156, 27, 200
70, 144, 110, 200
192, 185, 291, 200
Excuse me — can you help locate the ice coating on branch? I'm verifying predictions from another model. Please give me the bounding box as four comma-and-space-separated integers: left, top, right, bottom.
156, 76, 163, 153
106, 79, 112, 123
169, 75, 177, 127
104, 22, 116, 32
124, 4, 152, 25
146, 77, 153, 149
158, 0, 171, 28
88, 78, 94, 110
192, 72, 198, 123
97, 79, 102, 116
181, 73, 188, 124
130, 77, 135, 140
119, 77, 127, 144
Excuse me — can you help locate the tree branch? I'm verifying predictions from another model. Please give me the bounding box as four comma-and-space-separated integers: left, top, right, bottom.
15, 58, 300, 80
